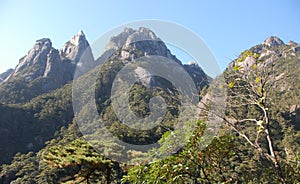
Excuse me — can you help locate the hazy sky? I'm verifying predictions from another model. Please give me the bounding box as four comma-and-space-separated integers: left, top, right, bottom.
0, 0, 299, 74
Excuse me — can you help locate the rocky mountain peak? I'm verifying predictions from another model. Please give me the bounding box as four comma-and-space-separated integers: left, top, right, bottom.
288, 40, 298, 46
104, 27, 160, 52
263, 36, 284, 47
13, 38, 53, 75
0, 69, 14, 83
103, 27, 180, 64
124, 27, 159, 45
104, 28, 135, 52
60, 30, 90, 63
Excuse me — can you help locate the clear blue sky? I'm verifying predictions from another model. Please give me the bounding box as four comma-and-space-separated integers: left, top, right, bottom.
0, 0, 299, 74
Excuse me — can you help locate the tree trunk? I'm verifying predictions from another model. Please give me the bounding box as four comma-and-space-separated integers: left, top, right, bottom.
264, 109, 286, 184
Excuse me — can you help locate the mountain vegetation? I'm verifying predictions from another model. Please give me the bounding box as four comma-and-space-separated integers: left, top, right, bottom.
0, 28, 299, 183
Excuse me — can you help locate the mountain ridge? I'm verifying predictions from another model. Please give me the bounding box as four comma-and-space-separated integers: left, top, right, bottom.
0, 29, 299, 183
0, 27, 210, 166
0, 28, 209, 104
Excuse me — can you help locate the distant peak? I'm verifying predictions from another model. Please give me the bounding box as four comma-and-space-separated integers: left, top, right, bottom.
66, 31, 88, 47
124, 27, 134, 33
288, 40, 298, 46
59, 30, 91, 62
77, 30, 85, 36
104, 27, 160, 52
188, 61, 196, 65
138, 27, 152, 33
263, 36, 284, 47
36, 38, 51, 43
34, 38, 52, 47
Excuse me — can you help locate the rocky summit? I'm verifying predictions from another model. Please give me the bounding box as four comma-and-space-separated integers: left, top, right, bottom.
0, 27, 299, 183
5, 30, 93, 83
0, 28, 208, 104
0, 31, 96, 103
0, 69, 13, 83
263, 36, 285, 47
103, 27, 181, 64
60, 30, 91, 63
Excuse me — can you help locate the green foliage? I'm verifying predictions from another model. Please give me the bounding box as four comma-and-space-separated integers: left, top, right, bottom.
44, 138, 122, 183
225, 46, 300, 183
1, 39, 300, 184
0, 82, 74, 165
122, 122, 237, 183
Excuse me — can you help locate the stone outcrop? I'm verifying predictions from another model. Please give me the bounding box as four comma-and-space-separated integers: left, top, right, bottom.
60, 30, 91, 63
0, 69, 13, 83
103, 27, 181, 64
263, 36, 284, 47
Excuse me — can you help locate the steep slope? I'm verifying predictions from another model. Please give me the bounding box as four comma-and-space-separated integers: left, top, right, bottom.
103, 27, 181, 63
0, 27, 210, 181
228, 36, 300, 126
0, 31, 93, 104
0, 83, 74, 165
97, 27, 209, 89
1, 31, 299, 183
60, 30, 91, 63
221, 36, 300, 182
0, 69, 13, 83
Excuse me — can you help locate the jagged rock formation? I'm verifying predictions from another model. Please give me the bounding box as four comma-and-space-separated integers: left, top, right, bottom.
8, 31, 93, 82
0, 69, 13, 83
0, 27, 211, 168
227, 35, 300, 132
183, 62, 210, 91
98, 27, 207, 90
228, 36, 299, 70
103, 27, 181, 64
60, 30, 91, 63
263, 36, 284, 47
0, 29, 299, 183
12, 38, 53, 77
0, 31, 94, 103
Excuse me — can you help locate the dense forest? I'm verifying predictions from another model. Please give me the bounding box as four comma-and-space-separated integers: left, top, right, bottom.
0, 29, 299, 183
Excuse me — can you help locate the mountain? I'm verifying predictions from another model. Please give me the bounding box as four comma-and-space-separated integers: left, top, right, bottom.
0, 27, 211, 183
0, 31, 94, 104
0, 27, 209, 165
60, 30, 91, 63
228, 36, 300, 127
104, 27, 181, 63
263, 36, 285, 47
0, 69, 13, 83
97, 27, 209, 90
0, 28, 208, 104
1, 29, 299, 183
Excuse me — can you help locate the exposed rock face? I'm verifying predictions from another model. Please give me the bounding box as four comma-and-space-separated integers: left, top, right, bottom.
102, 27, 209, 90
0, 28, 209, 103
183, 62, 210, 91
4, 31, 93, 84
0, 31, 94, 103
263, 36, 284, 47
288, 40, 298, 47
134, 66, 154, 88
103, 27, 181, 64
13, 38, 52, 77
104, 28, 135, 51
43, 49, 62, 78
0, 69, 13, 83
228, 36, 289, 71
242, 56, 256, 68
60, 30, 91, 63
6, 38, 66, 86
60, 31, 94, 78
